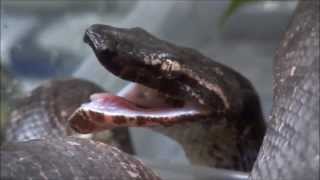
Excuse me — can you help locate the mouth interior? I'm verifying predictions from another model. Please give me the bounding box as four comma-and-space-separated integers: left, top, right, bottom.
69, 83, 210, 133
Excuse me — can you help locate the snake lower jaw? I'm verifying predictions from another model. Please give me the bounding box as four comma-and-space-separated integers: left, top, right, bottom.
68, 83, 212, 134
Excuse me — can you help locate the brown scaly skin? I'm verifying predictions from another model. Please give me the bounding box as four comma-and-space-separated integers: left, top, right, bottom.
3, 78, 135, 153
1, 79, 159, 180
3, 78, 102, 142
1, 137, 161, 180
83, 24, 266, 171
250, 1, 319, 179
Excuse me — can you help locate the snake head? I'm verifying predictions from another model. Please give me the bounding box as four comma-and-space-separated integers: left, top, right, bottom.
70, 24, 265, 143
84, 24, 196, 104
83, 24, 240, 110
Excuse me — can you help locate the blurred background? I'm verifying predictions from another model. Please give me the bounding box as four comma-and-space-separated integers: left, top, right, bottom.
1, 1, 297, 179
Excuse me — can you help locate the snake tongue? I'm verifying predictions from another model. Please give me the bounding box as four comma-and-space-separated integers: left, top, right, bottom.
68, 83, 210, 134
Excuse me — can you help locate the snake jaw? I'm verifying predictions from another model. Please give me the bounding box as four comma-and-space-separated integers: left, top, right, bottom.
69, 24, 234, 134
68, 83, 212, 134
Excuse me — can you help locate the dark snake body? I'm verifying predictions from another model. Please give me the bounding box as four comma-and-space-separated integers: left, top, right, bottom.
1, 1, 319, 179
3, 79, 102, 142
1, 137, 160, 180
250, 1, 319, 179
2, 78, 135, 154
1, 79, 159, 180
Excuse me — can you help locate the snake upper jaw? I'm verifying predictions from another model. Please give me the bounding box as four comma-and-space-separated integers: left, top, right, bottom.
84, 24, 233, 113
84, 24, 187, 99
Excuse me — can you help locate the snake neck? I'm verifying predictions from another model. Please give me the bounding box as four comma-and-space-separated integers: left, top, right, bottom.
151, 116, 261, 172
149, 82, 265, 172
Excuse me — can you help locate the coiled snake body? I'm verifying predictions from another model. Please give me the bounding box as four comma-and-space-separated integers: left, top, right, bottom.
1, 1, 318, 180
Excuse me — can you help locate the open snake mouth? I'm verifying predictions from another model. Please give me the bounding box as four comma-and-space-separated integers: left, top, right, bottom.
68, 24, 228, 134
69, 83, 211, 133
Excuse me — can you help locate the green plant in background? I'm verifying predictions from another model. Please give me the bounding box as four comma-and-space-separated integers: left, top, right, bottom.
220, 0, 258, 27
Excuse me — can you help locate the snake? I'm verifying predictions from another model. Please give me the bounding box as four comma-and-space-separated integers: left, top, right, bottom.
1, 1, 318, 180
68, 22, 266, 172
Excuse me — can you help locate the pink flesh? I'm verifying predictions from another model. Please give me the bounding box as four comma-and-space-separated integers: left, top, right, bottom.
88, 93, 205, 119
116, 83, 173, 108
69, 83, 209, 133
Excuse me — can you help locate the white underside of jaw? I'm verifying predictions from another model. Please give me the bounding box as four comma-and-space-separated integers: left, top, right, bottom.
86, 82, 210, 119
81, 100, 205, 119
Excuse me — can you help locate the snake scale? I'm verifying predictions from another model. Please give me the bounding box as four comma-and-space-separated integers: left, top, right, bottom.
1, 1, 318, 180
